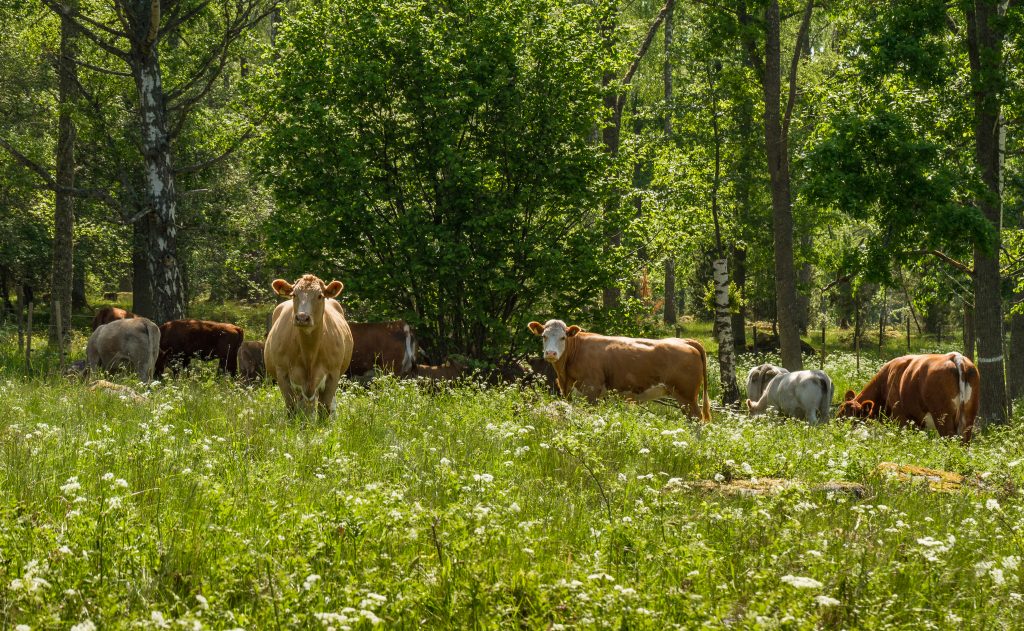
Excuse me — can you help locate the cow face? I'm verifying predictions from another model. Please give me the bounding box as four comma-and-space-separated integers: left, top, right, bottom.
527, 319, 581, 363
273, 274, 343, 329
836, 389, 875, 418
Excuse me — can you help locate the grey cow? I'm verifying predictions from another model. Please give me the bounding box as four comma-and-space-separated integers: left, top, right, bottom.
745, 363, 789, 402
86, 317, 161, 382
746, 369, 834, 425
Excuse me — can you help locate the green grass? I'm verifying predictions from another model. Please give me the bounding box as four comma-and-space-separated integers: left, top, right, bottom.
2, 317, 1023, 629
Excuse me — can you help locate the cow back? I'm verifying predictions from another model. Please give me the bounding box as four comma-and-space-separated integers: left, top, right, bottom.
347, 321, 416, 377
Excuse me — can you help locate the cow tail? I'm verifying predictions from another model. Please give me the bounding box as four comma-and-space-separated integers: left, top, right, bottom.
402, 323, 416, 375
819, 373, 833, 424
698, 342, 710, 421
954, 353, 968, 438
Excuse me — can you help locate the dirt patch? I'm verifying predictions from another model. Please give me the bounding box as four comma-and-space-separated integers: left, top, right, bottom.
873, 461, 986, 493
664, 478, 867, 497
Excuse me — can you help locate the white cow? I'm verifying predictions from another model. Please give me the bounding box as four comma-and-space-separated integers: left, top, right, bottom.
746, 369, 834, 425
745, 363, 789, 402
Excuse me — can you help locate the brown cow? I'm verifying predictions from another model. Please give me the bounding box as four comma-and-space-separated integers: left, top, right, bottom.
347, 321, 418, 378
415, 361, 467, 382
91, 306, 136, 331
264, 274, 354, 417
155, 319, 244, 377
527, 319, 710, 420
836, 353, 980, 441
237, 340, 265, 382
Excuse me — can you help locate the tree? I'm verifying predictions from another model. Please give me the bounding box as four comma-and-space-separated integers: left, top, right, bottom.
255, 0, 614, 360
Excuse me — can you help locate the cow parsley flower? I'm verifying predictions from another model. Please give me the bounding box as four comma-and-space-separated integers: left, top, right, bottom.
815, 595, 841, 607
472, 473, 494, 484
987, 498, 1001, 511
101, 472, 114, 482
60, 477, 81, 495
780, 575, 823, 589
70, 622, 96, 631
303, 574, 321, 590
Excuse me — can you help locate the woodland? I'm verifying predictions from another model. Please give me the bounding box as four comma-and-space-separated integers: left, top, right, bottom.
1, 0, 1022, 423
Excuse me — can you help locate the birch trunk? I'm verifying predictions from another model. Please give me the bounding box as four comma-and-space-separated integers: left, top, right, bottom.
133, 47, 185, 323
714, 258, 739, 404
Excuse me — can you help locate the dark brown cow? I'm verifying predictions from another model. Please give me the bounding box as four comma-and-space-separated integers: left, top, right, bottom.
346, 321, 418, 378
155, 319, 244, 377
528, 319, 710, 420
91, 306, 136, 331
237, 340, 265, 382
836, 353, 980, 441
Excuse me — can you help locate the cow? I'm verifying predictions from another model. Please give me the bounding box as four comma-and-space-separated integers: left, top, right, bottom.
527, 319, 710, 420
347, 321, 418, 378
237, 340, 265, 382
414, 361, 467, 383
836, 353, 980, 442
155, 319, 244, 377
86, 317, 161, 382
746, 370, 834, 424
264, 274, 354, 417
745, 363, 789, 402
91, 306, 136, 331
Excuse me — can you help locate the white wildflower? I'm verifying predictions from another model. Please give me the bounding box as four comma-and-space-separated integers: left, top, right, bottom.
713, 473, 725, 483
303, 574, 321, 590
70, 622, 96, 631
60, 477, 81, 495
195, 594, 209, 609
472, 473, 494, 484
987, 498, 1001, 511
113, 478, 129, 489
150, 611, 169, 629
101, 472, 114, 482
815, 595, 841, 607
780, 575, 823, 589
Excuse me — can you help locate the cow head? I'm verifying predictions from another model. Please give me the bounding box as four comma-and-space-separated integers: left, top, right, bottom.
836, 389, 875, 418
272, 274, 343, 329
527, 319, 581, 363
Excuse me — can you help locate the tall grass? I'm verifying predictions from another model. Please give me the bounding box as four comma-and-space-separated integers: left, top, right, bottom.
2, 316, 1024, 628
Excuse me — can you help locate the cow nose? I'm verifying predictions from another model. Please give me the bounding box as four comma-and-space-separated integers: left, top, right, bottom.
544, 351, 557, 361
295, 312, 311, 325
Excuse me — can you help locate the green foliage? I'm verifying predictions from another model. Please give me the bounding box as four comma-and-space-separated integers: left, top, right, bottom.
253, 0, 615, 359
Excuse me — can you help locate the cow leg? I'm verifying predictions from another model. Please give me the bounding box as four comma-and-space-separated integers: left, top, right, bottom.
318, 375, 341, 419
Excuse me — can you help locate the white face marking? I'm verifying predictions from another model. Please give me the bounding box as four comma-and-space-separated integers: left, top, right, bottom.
923, 413, 937, 431
540, 322, 569, 362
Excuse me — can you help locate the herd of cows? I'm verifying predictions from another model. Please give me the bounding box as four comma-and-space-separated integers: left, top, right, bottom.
78, 274, 983, 442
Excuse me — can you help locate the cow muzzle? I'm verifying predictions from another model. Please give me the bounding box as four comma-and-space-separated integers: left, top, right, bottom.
295, 312, 312, 326
544, 351, 558, 362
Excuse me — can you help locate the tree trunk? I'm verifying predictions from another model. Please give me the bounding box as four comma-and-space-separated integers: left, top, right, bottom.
1009, 303, 1024, 405
714, 258, 739, 404
72, 251, 87, 310
132, 218, 155, 319
731, 245, 747, 352
664, 258, 677, 325
133, 46, 186, 323
761, 0, 802, 370
966, 0, 1008, 425
49, 12, 76, 348
964, 301, 976, 362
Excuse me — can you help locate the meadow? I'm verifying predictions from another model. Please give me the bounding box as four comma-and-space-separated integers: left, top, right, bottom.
2, 320, 1024, 629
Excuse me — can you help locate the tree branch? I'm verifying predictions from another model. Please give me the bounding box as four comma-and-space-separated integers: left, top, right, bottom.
68, 55, 132, 77
175, 130, 254, 175
0, 135, 121, 210
916, 249, 975, 276
782, 0, 814, 141
621, 2, 670, 87
39, 0, 130, 60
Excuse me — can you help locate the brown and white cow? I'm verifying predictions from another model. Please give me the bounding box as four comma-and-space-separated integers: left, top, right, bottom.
237, 340, 266, 382
91, 306, 136, 331
154, 319, 244, 377
836, 353, 980, 441
527, 319, 710, 420
346, 321, 418, 378
264, 274, 354, 417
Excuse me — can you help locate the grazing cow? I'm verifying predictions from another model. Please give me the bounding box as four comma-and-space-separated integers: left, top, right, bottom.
746, 370, 834, 424
527, 319, 710, 420
264, 274, 354, 416
414, 361, 467, 383
155, 319, 244, 377
237, 340, 265, 382
745, 363, 789, 402
91, 306, 136, 331
86, 317, 161, 382
836, 353, 980, 441
347, 321, 418, 378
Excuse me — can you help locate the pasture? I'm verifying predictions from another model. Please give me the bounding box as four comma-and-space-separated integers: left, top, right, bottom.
2, 325, 1023, 629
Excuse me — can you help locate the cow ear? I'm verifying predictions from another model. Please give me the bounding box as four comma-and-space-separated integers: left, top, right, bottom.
566, 325, 582, 337
272, 279, 293, 297
323, 280, 343, 298
527, 321, 544, 336
844, 389, 856, 402
862, 400, 875, 417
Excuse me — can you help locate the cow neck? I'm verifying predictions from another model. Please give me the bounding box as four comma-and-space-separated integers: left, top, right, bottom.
295, 315, 325, 363
854, 368, 887, 414
551, 333, 581, 390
